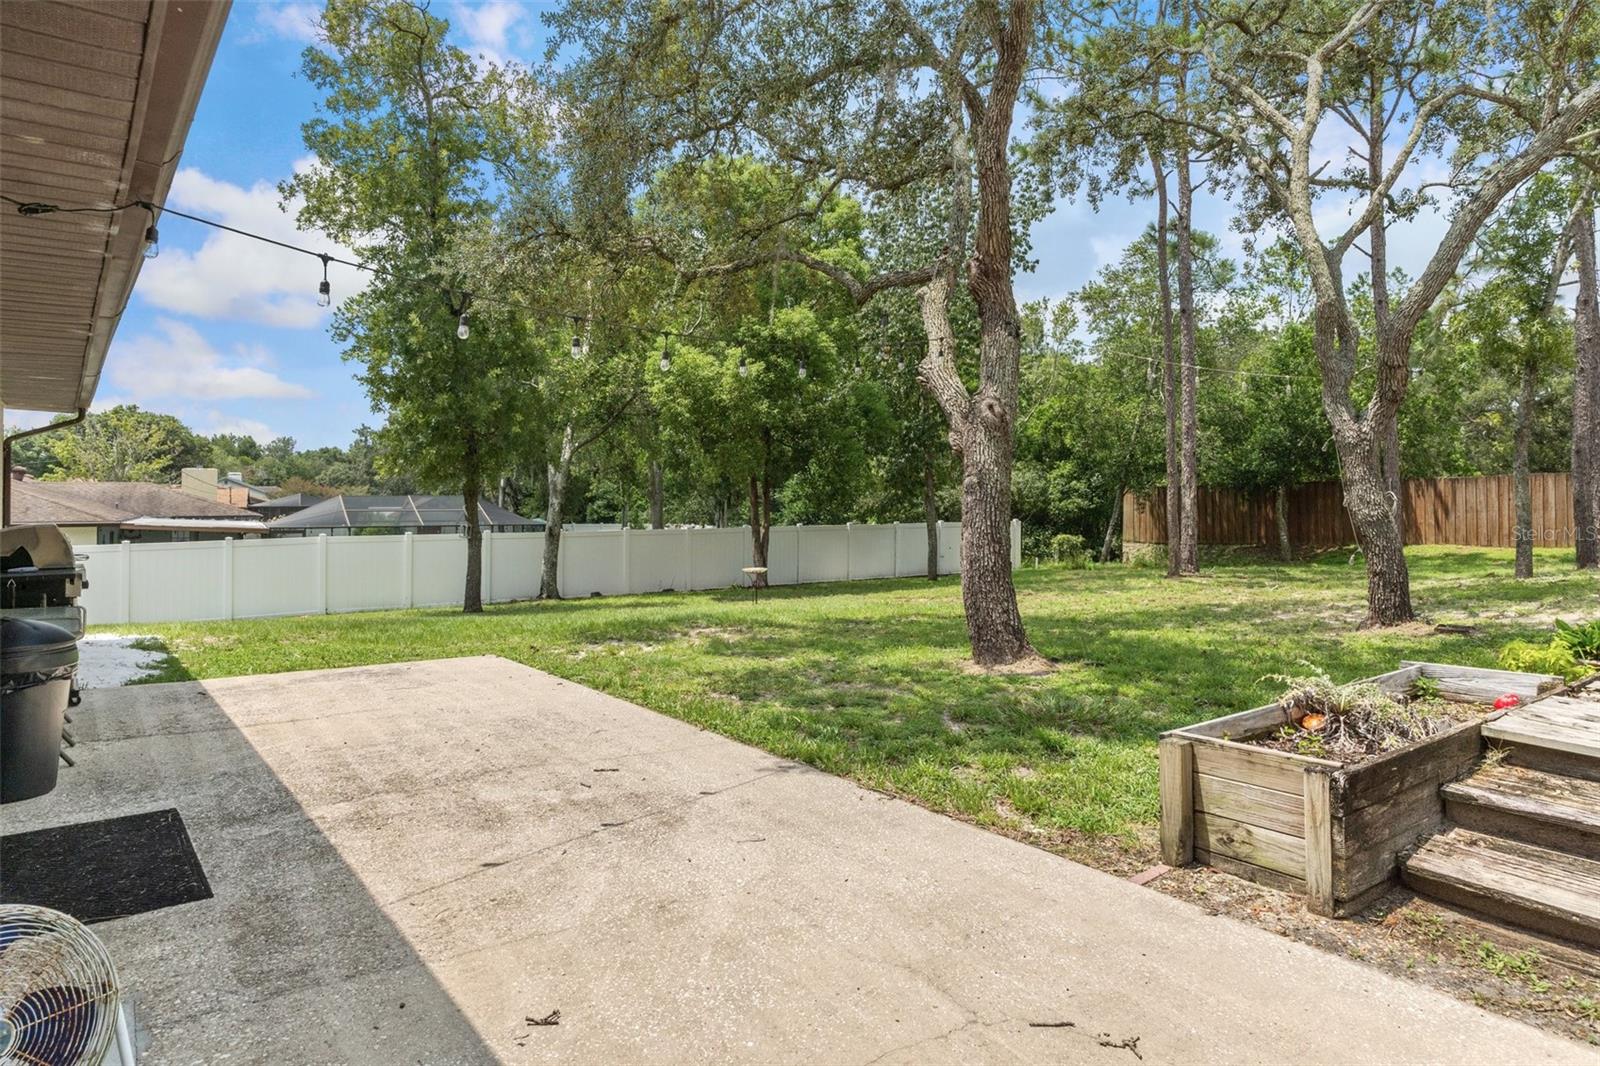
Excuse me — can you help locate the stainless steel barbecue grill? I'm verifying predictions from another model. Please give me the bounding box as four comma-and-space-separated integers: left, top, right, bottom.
1, 524, 88, 637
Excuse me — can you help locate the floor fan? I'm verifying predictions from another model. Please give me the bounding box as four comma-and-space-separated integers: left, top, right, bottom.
0, 904, 135, 1065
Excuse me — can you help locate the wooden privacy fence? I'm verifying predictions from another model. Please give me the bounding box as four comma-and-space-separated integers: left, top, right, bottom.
1123, 473, 1578, 550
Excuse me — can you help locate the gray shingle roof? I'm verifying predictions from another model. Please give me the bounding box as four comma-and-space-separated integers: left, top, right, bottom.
9, 480, 263, 524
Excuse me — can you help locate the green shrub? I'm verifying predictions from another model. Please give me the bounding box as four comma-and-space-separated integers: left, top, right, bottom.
1497, 639, 1587, 682
1050, 532, 1091, 569
1553, 618, 1600, 661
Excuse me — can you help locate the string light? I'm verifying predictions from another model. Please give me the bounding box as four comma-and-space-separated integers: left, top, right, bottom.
737, 355, 749, 377
571, 333, 584, 359
456, 309, 470, 341
142, 205, 159, 260
317, 253, 331, 308
659, 334, 672, 372
796, 356, 807, 380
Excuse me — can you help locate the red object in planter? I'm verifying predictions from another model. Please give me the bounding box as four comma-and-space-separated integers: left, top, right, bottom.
1493, 693, 1520, 709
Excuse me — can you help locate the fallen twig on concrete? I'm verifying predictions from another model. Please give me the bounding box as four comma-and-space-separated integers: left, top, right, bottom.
1097, 1035, 1141, 1060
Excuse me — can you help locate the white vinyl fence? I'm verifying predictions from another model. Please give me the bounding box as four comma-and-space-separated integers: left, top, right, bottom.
76, 520, 1022, 625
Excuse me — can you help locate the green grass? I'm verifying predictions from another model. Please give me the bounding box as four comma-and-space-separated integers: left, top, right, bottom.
104, 546, 1598, 853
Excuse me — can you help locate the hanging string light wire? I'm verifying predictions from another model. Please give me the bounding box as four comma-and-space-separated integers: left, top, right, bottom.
1, 192, 475, 327
8, 192, 1315, 387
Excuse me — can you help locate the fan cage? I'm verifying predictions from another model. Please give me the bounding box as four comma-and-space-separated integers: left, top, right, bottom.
0, 904, 121, 1066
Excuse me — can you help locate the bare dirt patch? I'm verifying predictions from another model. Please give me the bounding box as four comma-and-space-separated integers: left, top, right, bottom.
961, 653, 1058, 677
684, 625, 751, 642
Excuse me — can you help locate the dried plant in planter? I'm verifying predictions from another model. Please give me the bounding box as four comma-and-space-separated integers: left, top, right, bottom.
1255, 665, 1477, 762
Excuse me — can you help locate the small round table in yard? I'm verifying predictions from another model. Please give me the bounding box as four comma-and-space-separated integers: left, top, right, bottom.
741, 566, 769, 603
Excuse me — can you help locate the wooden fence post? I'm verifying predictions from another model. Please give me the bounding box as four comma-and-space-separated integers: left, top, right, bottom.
1158, 737, 1195, 866
1303, 768, 1335, 916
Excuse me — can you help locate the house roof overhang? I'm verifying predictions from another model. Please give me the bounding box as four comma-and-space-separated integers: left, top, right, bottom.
0, 0, 232, 413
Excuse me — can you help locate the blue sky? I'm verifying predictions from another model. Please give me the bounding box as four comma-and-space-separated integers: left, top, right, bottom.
5, 2, 1450, 449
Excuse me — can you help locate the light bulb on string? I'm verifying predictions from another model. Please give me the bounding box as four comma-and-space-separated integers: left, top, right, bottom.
456, 310, 470, 341
737, 356, 748, 378
659, 334, 672, 372
317, 254, 331, 308
796, 357, 808, 380
571, 333, 583, 359
142, 206, 159, 260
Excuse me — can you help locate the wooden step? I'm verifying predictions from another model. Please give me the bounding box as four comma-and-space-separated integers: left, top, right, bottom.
1402, 827, 1600, 949
1483, 696, 1600, 780
1442, 763, 1600, 860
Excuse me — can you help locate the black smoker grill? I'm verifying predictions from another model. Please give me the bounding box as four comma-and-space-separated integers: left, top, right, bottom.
0, 525, 85, 802
2, 524, 88, 638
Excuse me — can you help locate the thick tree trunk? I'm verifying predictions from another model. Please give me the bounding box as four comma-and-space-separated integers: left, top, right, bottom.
1381, 418, 1402, 519
919, 270, 1033, 666
955, 412, 1029, 664
1514, 359, 1536, 579
648, 460, 665, 529
1316, 313, 1415, 625
1345, 447, 1414, 626
1174, 78, 1199, 576
923, 451, 940, 580
1574, 196, 1600, 569
1275, 485, 1291, 562
746, 471, 771, 586
538, 423, 575, 600
1149, 150, 1181, 578
462, 433, 484, 613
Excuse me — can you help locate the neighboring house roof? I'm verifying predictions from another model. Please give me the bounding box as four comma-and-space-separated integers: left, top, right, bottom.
268, 494, 541, 530
10, 480, 263, 525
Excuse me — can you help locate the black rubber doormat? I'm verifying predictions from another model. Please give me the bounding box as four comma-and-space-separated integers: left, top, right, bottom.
1, 808, 212, 923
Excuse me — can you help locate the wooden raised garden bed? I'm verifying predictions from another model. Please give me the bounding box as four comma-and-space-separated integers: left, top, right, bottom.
1159, 661, 1562, 916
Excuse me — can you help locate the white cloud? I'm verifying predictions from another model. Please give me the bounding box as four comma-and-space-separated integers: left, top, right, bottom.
107, 320, 315, 402
203, 414, 277, 443
1090, 233, 1132, 269
138, 164, 366, 328
453, 0, 525, 67
251, 2, 321, 44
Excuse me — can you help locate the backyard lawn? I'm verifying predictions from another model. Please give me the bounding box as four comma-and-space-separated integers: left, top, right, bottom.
115, 546, 1598, 868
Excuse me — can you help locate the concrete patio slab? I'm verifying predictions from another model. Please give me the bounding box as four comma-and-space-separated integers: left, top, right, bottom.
5, 655, 1593, 1065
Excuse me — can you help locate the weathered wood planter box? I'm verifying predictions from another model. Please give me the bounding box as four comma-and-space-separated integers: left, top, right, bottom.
1159, 661, 1562, 916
